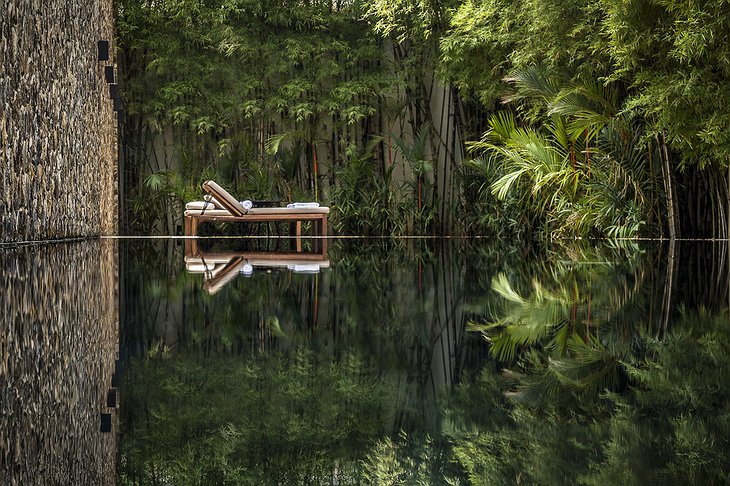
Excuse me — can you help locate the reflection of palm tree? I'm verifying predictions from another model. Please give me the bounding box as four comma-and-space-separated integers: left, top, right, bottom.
472, 244, 665, 402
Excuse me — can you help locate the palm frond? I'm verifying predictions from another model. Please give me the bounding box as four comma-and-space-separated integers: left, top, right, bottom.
264, 132, 292, 155
502, 65, 563, 104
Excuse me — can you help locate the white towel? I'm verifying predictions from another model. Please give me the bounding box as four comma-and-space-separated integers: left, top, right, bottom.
185, 201, 219, 211
186, 263, 216, 273
287, 264, 321, 273
286, 202, 320, 209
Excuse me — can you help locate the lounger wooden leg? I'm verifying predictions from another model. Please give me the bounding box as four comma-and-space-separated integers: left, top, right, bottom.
185, 237, 201, 258
320, 216, 328, 257
184, 216, 199, 236
184, 216, 192, 255
312, 218, 321, 253
190, 237, 200, 257
296, 221, 303, 252
185, 216, 201, 257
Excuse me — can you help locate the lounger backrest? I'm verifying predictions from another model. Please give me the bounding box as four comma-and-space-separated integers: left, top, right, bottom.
202, 180, 246, 217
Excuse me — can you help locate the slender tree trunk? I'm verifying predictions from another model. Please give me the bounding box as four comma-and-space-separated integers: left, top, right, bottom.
658, 132, 678, 240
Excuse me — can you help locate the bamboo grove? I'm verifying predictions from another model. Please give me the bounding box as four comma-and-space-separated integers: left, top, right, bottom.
119, 0, 730, 239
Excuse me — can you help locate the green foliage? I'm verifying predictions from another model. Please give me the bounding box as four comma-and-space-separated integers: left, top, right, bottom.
119, 238, 730, 484
451, 283, 730, 485
119, 349, 396, 484
366, 0, 447, 44
361, 432, 464, 485
586, 309, 730, 485
439, 0, 611, 105
119, 0, 399, 234
330, 143, 411, 235
469, 242, 658, 402
602, 0, 730, 165
465, 71, 661, 238
119, 0, 386, 133
444, 365, 611, 486
118, 238, 515, 484
447, 240, 729, 483
437, 0, 730, 238
119, 0, 730, 237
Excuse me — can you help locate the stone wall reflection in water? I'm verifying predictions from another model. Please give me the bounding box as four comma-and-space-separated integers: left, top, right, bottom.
0, 240, 119, 485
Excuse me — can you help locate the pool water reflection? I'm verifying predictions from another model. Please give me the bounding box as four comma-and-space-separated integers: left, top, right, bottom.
120, 237, 488, 485
118, 237, 729, 484
2, 237, 728, 484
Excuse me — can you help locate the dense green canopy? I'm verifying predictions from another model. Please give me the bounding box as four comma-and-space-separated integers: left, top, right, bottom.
120, 0, 730, 237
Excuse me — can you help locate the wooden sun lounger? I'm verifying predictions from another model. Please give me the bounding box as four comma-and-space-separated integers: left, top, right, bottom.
184, 180, 329, 254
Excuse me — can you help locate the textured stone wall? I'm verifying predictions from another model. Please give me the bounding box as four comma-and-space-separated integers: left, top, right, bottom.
0, 240, 119, 485
0, 0, 117, 242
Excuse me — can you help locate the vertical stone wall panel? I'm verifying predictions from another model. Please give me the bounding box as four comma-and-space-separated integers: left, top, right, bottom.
0, 0, 117, 242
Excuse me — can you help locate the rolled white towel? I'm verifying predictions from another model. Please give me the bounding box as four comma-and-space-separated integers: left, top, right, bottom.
186, 262, 216, 273
239, 200, 253, 211
286, 264, 321, 273
185, 201, 219, 211
286, 202, 320, 209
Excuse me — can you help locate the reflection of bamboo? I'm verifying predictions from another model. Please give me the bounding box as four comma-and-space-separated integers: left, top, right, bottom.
313, 274, 319, 329
429, 242, 464, 391
713, 242, 724, 304
659, 239, 678, 340
727, 241, 730, 311
384, 243, 467, 434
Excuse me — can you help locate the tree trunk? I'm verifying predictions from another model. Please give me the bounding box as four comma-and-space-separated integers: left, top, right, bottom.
658, 132, 678, 240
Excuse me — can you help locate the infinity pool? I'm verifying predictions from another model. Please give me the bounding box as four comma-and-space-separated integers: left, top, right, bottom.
2, 238, 728, 484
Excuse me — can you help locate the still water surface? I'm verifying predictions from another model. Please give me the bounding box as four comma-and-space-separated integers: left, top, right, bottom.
2, 237, 729, 484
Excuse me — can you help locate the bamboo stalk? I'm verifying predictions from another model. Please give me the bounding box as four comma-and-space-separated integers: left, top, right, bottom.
312, 142, 318, 201
658, 131, 677, 240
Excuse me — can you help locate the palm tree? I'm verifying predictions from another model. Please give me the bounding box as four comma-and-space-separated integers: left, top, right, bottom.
465, 66, 663, 238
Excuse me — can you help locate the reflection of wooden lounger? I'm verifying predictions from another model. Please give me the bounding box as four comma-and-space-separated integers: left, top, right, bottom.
183, 181, 329, 255
185, 251, 330, 295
